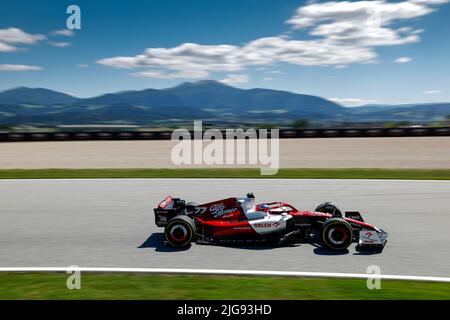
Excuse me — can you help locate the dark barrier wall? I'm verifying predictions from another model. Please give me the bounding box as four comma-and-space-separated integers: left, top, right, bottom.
0, 127, 449, 142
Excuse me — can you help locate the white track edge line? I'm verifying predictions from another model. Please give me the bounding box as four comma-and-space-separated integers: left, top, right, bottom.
1, 267, 450, 282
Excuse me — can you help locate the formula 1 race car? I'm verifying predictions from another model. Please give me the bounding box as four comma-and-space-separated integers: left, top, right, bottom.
153, 194, 388, 253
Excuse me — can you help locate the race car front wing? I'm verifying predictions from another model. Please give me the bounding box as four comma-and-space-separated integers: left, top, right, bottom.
356, 228, 388, 253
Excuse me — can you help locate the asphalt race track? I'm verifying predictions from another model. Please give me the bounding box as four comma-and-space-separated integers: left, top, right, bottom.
1, 179, 449, 277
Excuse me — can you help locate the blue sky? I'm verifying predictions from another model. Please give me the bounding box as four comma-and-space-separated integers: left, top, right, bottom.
0, 0, 449, 106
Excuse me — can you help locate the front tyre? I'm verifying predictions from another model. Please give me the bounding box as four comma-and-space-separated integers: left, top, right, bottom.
165, 215, 196, 248
321, 218, 353, 250
315, 202, 342, 217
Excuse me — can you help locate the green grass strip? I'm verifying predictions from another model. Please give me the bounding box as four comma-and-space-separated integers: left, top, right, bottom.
0, 273, 449, 300
0, 168, 449, 180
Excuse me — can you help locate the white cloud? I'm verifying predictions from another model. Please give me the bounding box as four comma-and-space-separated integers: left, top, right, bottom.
262, 77, 273, 81
50, 29, 75, 37
97, 0, 448, 79
0, 64, 43, 71
329, 97, 379, 106
219, 74, 250, 85
77, 64, 88, 68
49, 41, 72, 48
422, 90, 441, 94
98, 36, 377, 76
395, 56, 412, 63
243, 36, 376, 66
0, 42, 16, 52
130, 70, 172, 78
0, 27, 46, 52
100, 43, 242, 71
131, 69, 209, 79
286, 0, 441, 48
0, 27, 46, 44
411, 0, 449, 4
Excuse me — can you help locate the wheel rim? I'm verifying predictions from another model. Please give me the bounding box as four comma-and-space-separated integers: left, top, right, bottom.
327, 226, 348, 245
169, 225, 188, 242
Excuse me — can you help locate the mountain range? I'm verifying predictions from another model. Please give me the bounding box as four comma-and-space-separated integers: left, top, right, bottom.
0, 80, 449, 126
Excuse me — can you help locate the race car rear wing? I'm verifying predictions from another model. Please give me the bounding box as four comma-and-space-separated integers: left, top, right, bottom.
154, 196, 186, 227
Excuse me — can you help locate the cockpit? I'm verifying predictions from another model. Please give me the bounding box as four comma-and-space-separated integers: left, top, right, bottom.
239, 197, 255, 213
237, 193, 268, 220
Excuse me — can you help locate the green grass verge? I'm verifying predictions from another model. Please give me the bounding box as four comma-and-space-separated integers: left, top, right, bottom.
0, 168, 449, 180
0, 273, 449, 300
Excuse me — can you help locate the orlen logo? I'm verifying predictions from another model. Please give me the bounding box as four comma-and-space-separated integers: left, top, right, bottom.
255, 222, 280, 228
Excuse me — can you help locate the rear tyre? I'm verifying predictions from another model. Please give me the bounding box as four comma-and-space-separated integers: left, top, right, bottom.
315, 202, 342, 217
165, 215, 196, 248
321, 218, 353, 250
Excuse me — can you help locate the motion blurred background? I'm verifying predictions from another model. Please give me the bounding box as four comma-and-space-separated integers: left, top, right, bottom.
1, 0, 450, 132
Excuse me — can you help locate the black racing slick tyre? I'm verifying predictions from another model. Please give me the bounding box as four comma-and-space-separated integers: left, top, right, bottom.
321, 218, 353, 251
165, 215, 196, 248
315, 202, 342, 217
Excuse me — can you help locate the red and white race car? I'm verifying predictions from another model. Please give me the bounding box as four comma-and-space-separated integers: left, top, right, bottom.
154, 193, 388, 253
